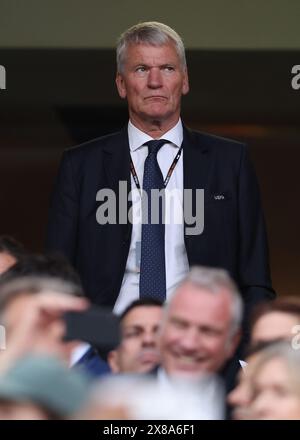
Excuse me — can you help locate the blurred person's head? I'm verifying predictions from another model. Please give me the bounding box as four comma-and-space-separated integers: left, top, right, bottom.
0, 276, 83, 361
227, 341, 275, 420
159, 266, 242, 378
108, 298, 163, 373
250, 297, 300, 348
249, 342, 300, 420
0, 252, 82, 288
0, 355, 90, 420
0, 236, 26, 275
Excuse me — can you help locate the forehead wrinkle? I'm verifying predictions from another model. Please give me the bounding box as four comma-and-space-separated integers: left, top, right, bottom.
124, 44, 181, 68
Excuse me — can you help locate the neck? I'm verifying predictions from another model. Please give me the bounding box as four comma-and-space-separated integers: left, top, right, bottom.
129, 114, 180, 138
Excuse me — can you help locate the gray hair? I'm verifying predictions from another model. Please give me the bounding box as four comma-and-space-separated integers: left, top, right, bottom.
0, 276, 83, 316
167, 266, 243, 337
116, 21, 187, 74
251, 341, 300, 395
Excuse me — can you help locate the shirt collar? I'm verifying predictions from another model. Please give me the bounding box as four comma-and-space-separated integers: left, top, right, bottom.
128, 118, 183, 152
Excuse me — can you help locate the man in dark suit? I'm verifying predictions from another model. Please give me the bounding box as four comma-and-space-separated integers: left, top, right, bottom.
47, 22, 274, 324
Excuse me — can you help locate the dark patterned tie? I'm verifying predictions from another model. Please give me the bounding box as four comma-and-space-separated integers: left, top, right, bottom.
139, 139, 167, 301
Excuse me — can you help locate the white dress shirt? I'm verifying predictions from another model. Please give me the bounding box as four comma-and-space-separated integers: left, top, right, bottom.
113, 119, 189, 315
69, 343, 90, 367
157, 367, 225, 420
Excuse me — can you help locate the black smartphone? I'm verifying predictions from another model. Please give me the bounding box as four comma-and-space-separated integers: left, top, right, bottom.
63, 306, 120, 351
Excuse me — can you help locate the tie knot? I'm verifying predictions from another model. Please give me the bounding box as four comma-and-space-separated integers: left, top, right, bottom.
144, 139, 167, 156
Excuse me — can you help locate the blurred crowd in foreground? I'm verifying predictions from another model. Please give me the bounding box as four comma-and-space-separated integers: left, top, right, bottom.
0, 235, 300, 420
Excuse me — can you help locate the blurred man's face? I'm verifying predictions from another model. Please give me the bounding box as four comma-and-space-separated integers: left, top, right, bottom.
251, 312, 299, 346
108, 305, 162, 373
2, 293, 78, 362
159, 283, 240, 378
250, 357, 300, 420
0, 252, 16, 275
116, 42, 189, 132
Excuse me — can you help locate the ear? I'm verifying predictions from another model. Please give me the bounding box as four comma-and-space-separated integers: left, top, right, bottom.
182, 69, 190, 96
116, 73, 127, 99
107, 350, 120, 373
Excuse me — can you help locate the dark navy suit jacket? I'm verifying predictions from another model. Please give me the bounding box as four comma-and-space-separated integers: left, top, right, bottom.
73, 347, 111, 378
47, 126, 275, 324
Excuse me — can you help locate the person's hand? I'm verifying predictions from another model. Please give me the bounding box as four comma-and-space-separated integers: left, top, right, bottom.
0, 292, 89, 373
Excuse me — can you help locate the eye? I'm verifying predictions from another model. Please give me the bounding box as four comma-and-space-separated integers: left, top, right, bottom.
200, 326, 221, 337
123, 328, 142, 338
171, 318, 188, 330
273, 386, 290, 398
163, 65, 175, 72
135, 66, 147, 73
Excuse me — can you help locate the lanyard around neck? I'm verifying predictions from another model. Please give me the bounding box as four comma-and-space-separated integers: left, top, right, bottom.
130, 144, 183, 190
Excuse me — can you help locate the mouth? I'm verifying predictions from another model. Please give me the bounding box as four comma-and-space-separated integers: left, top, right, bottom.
144, 96, 167, 101
171, 353, 208, 370
231, 407, 253, 421
139, 350, 160, 364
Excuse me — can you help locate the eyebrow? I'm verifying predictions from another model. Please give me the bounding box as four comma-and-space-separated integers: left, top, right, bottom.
170, 316, 189, 325
123, 324, 143, 330
133, 62, 176, 68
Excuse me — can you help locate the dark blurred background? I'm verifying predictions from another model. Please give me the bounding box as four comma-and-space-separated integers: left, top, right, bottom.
0, 0, 299, 296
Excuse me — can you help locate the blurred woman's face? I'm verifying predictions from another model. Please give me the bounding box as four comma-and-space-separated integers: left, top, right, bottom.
251, 312, 299, 346
250, 357, 300, 420
227, 354, 258, 420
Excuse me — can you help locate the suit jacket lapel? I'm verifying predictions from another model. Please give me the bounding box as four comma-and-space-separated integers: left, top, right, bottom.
102, 127, 131, 188
183, 126, 210, 192
183, 126, 211, 246
102, 127, 132, 242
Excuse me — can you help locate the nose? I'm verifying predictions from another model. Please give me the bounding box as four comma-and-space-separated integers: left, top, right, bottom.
147, 67, 163, 88
143, 333, 155, 347
142, 328, 158, 347
228, 384, 249, 407
179, 327, 201, 352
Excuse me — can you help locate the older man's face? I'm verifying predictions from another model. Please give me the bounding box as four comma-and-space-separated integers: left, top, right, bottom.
116, 42, 189, 131
159, 283, 239, 378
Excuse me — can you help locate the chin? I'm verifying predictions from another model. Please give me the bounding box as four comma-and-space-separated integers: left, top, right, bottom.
145, 113, 169, 122
137, 363, 158, 373
143, 105, 171, 119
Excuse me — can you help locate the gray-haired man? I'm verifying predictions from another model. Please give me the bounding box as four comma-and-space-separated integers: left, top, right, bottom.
47, 22, 274, 330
